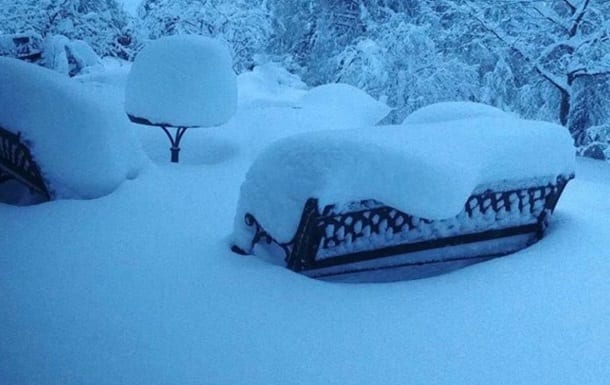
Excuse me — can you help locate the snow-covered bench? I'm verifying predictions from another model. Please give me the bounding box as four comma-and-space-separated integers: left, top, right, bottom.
0, 57, 144, 205
231, 108, 575, 282
0, 126, 50, 200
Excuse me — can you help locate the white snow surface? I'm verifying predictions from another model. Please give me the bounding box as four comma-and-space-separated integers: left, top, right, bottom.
1, 62, 608, 385
233, 116, 575, 246
125, 35, 237, 127
237, 62, 307, 108
0, 57, 145, 199
296, 83, 391, 127
118, 0, 141, 15
403, 101, 514, 124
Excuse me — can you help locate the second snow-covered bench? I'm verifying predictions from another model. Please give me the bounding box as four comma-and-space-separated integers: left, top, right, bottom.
231, 108, 575, 282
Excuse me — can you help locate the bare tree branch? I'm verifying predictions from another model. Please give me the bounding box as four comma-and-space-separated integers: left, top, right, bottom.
569, 0, 591, 36
531, 5, 569, 34
561, 0, 577, 14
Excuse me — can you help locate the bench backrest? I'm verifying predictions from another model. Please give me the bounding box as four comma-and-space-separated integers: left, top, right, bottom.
285, 175, 572, 272
236, 174, 572, 276
0, 126, 50, 200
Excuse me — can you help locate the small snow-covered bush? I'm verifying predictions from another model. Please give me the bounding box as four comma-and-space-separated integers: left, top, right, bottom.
42, 35, 103, 76
578, 124, 610, 160
237, 62, 307, 108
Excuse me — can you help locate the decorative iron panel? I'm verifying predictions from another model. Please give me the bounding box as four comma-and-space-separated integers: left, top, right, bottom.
314, 176, 570, 260
236, 174, 572, 276
0, 126, 50, 199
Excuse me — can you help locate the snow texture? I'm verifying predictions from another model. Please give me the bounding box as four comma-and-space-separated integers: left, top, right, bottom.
233, 115, 575, 247
42, 35, 102, 76
0, 57, 145, 199
125, 35, 237, 127
237, 62, 307, 108
119, 0, 141, 15
1, 60, 608, 385
403, 101, 514, 124
296, 82, 391, 127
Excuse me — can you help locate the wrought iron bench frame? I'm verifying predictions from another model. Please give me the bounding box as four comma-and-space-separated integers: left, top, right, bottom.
127, 114, 194, 163
233, 174, 573, 281
0, 126, 50, 201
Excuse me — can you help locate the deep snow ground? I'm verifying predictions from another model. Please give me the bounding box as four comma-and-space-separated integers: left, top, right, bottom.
1, 72, 609, 385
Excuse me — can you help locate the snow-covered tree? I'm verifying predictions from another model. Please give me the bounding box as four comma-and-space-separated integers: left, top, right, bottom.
0, 0, 137, 59
137, 0, 271, 72
454, 0, 610, 144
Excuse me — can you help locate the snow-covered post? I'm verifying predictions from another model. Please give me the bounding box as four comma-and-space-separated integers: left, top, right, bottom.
125, 35, 237, 163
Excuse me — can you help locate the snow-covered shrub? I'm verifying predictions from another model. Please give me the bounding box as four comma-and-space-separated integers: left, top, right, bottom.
578, 124, 610, 160
334, 38, 390, 99
237, 62, 307, 108
137, 0, 271, 72
42, 35, 103, 76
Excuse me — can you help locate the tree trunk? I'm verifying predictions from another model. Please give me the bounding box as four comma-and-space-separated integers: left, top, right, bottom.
559, 88, 570, 127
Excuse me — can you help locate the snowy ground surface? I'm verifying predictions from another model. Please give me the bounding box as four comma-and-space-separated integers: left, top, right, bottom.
2, 63, 609, 385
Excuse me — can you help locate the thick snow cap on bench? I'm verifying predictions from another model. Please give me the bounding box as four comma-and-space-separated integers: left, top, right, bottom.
0, 57, 144, 199
125, 35, 237, 127
403, 101, 514, 124
233, 106, 575, 247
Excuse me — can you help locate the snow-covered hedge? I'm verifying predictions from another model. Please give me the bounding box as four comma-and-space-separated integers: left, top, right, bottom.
0, 57, 145, 200
233, 111, 575, 248
125, 35, 237, 127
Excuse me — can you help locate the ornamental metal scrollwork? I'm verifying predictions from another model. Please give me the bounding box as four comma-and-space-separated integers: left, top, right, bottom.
242, 213, 292, 259
0, 126, 50, 200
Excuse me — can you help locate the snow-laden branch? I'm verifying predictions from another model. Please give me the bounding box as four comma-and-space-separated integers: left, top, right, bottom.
569, 0, 591, 36
463, 1, 570, 91
561, 0, 577, 14
531, 4, 570, 33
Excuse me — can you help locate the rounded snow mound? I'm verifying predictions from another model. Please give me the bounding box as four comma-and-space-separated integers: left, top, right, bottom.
404, 101, 513, 125
296, 83, 391, 127
125, 35, 237, 127
0, 57, 145, 200
237, 63, 307, 108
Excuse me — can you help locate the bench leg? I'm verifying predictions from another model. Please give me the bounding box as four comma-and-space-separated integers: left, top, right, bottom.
160, 126, 188, 163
